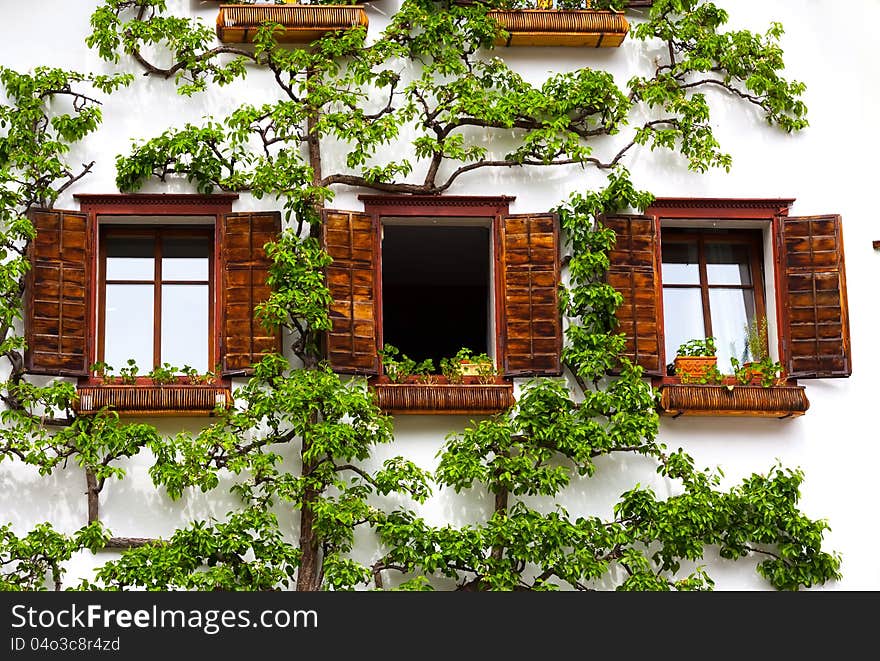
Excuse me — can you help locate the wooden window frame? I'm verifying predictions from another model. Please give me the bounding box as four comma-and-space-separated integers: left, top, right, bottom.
359, 195, 515, 382
645, 198, 795, 386
97, 226, 215, 375
74, 194, 238, 386
660, 227, 767, 371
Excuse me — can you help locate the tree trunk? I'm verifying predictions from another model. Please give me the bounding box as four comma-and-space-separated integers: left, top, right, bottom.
297, 418, 321, 591
86, 469, 99, 523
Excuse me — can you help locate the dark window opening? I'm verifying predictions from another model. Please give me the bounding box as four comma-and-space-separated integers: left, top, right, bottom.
381, 223, 491, 368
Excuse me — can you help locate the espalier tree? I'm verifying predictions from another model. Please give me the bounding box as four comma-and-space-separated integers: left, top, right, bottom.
0, 0, 840, 590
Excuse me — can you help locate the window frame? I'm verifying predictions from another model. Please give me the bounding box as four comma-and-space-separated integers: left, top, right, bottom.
74, 193, 238, 386
97, 225, 215, 374
359, 195, 515, 380
660, 226, 767, 371
645, 197, 795, 385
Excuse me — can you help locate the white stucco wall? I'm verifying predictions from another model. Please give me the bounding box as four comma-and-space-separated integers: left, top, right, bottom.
1, 0, 878, 590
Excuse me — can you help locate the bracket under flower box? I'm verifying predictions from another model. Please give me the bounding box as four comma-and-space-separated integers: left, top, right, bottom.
658, 384, 810, 419
216, 4, 368, 44
488, 9, 629, 47
75, 385, 232, 417
372, 381, 515, 415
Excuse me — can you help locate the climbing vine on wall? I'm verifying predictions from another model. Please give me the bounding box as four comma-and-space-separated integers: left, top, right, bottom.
0, 0, 840, 590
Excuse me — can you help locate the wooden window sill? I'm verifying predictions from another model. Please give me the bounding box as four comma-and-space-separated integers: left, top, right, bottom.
658, 383, 810, 419
75, 384, 232, 417
371, 379, 515, 415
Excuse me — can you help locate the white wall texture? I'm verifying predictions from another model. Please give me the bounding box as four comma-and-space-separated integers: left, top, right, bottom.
1, 0, 878, 590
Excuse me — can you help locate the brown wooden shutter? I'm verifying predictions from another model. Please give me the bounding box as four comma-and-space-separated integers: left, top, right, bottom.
24, 208, 91, 376
220, 212, 281, 376
603, 214, 663, 376
322, 209, 379, 375
779, 214, 851, 378
499, 213, 562, 376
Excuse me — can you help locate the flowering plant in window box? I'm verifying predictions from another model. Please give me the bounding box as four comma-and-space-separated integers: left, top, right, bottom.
674, 337, 718, 384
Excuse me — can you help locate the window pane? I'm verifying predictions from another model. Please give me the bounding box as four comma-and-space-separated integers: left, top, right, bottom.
709, 289, 757, 369
706, 242, 752, 285
162, 236, 210, 281
105, 236, 154, 280
104, 284, 154, 371
661, 242, 700, 285
161, 284, 209, 372
662, 287, 705, 363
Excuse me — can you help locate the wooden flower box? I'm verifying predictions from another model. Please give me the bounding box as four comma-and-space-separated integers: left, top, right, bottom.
75, 384, 232, 416
488, 9, 629, 47
216, 4, 368, 44
658, 384, 810, 419
372, 380, 515, 415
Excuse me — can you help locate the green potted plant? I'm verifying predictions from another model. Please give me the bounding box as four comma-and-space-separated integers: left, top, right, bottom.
674, 337, 718, 384
730, 317, 786, 386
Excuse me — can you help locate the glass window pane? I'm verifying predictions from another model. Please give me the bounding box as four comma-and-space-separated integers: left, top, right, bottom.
662, 287, 705, 364
661, 241, 700, 285
706, 242, 752, 285
104, 284, 154, 371
709, 289, 758, 369
162, 236, 210, 281
105, 236, 154, 280
161, 284, 209, 372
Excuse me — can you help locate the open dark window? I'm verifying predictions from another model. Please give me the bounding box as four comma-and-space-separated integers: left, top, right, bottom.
381, 222, 490, 367
323, 197, 562, 414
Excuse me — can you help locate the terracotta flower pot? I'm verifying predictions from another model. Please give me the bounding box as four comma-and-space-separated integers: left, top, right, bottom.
674, 355, 718, 383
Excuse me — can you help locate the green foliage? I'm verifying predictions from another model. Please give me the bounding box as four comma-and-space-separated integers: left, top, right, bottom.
676, 337, 717, 357
0, 522, 109, 591
744, 315, 769, 362
83, 508, 300, 591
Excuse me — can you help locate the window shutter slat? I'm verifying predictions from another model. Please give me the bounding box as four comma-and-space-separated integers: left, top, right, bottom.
780, 214, 851, 378
25, 208, 91, 376
220, 212, 281, 376
500, 213, 562, 376
603, 214, 663, 376
322, 209, 379, 375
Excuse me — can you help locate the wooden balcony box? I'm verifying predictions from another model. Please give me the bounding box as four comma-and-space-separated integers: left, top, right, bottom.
659, 383, 810, 419
75, 384, 232, 417
487, 6, 629, 48
371, 378, 515, 415
216, 4, 368, 44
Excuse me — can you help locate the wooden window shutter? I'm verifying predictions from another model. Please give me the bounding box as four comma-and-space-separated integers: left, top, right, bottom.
499, 213, 562, 376
779, 214, 851, 378
24, 208, 91, 376
322, 209, 379, 375
603, 214, 663, 376
220, 212, 281, 376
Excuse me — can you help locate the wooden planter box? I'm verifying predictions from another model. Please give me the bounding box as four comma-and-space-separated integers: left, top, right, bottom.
659, 384, 809, 419
216, 4, 368, 44
75, 384, 232, 416
488, 9, 629, 47
372, 381, 515, 415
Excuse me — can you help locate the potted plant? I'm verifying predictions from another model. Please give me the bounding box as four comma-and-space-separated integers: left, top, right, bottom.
674, 337, 718, 383
729, 317, 786, 386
